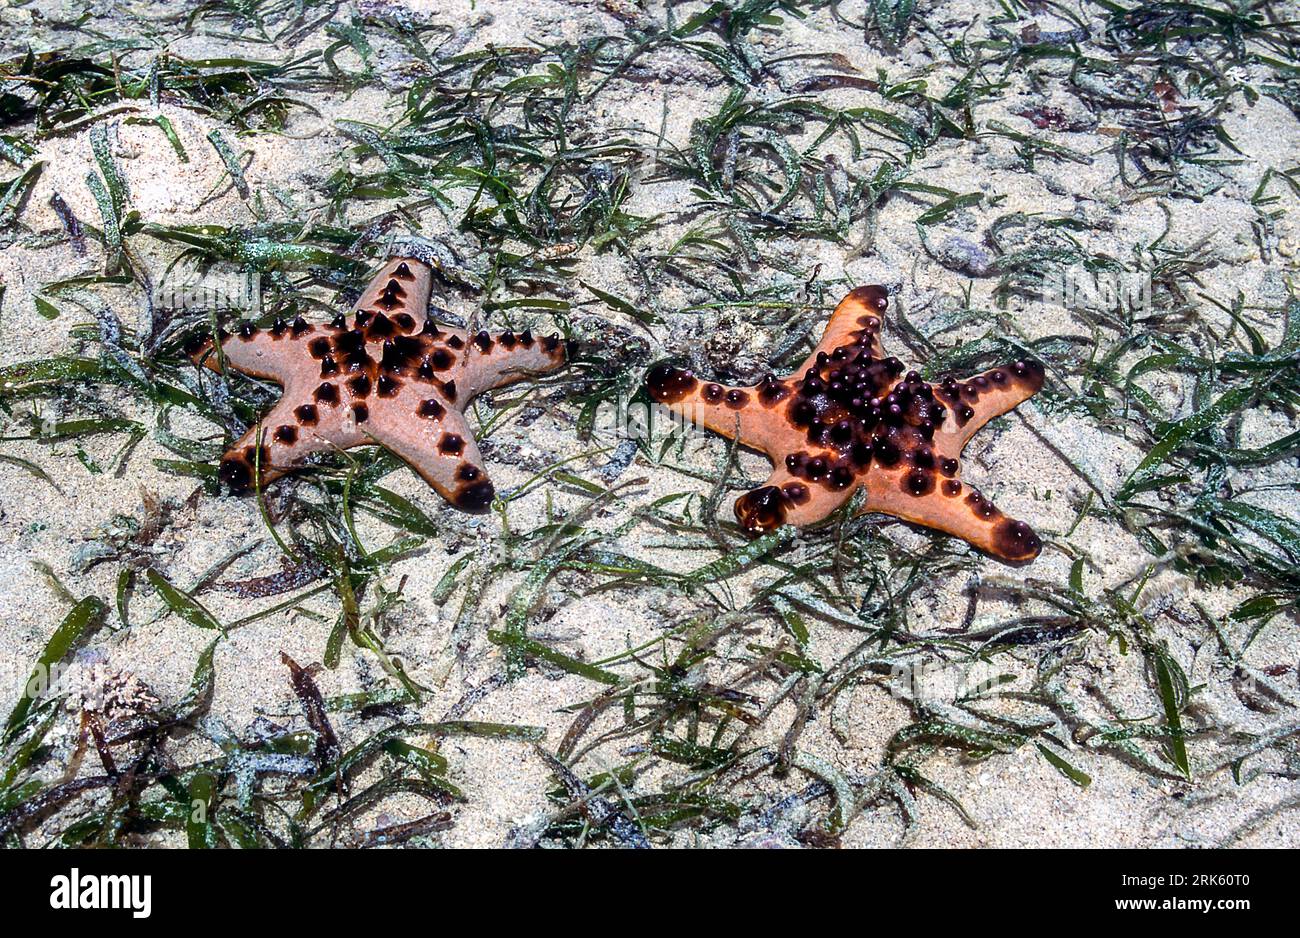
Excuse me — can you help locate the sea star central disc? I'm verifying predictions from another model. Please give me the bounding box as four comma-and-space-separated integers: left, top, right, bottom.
189, 255, 566, 511
645, 286, 1046, 561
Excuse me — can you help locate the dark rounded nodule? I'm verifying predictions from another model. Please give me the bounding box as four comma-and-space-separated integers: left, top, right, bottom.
219, 457, 253, 494
1013, 358, 1047, 393
455, 480, 496, 512
645, 363, 698, 404
734, 485, 787, 533
992, 519, 1042, 562
183, 330, 211, 356
846, 284, 888, 313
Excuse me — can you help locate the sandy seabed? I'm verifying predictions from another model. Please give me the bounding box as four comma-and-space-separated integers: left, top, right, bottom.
0, 0, 1297, 848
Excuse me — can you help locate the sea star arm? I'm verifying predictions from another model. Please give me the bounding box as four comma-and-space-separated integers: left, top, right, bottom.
644, 365, 794, 455
353, 256, 433, 328
215, 393, 360, 492
645, 288, 890, 455
460, 329, 567, 399
191, 320, 321, 382
367, 396, 496, 511
795, 285, 888, 373
861, 465, 1042, 561
734, 466, 854, 530
190, 256, 436, 380
933, 360, 1045, 451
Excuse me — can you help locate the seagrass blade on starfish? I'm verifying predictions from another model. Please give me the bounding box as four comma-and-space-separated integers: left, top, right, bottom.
188, 255, 566, 511
646, 286, 1046, 562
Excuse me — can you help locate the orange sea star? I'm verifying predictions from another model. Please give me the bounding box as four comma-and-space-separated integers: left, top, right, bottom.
646, 286, 1046, 561
189, 255, 566, 511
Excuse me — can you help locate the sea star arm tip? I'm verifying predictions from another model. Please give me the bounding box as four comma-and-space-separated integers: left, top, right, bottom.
801, 283, 889, 369
646, 363, 793, 454
369, 405, 497, 511
734, 469, 853, 532
863, 467, 1043, 561
462, 328, 567, 398
935, 358, 1046, 448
